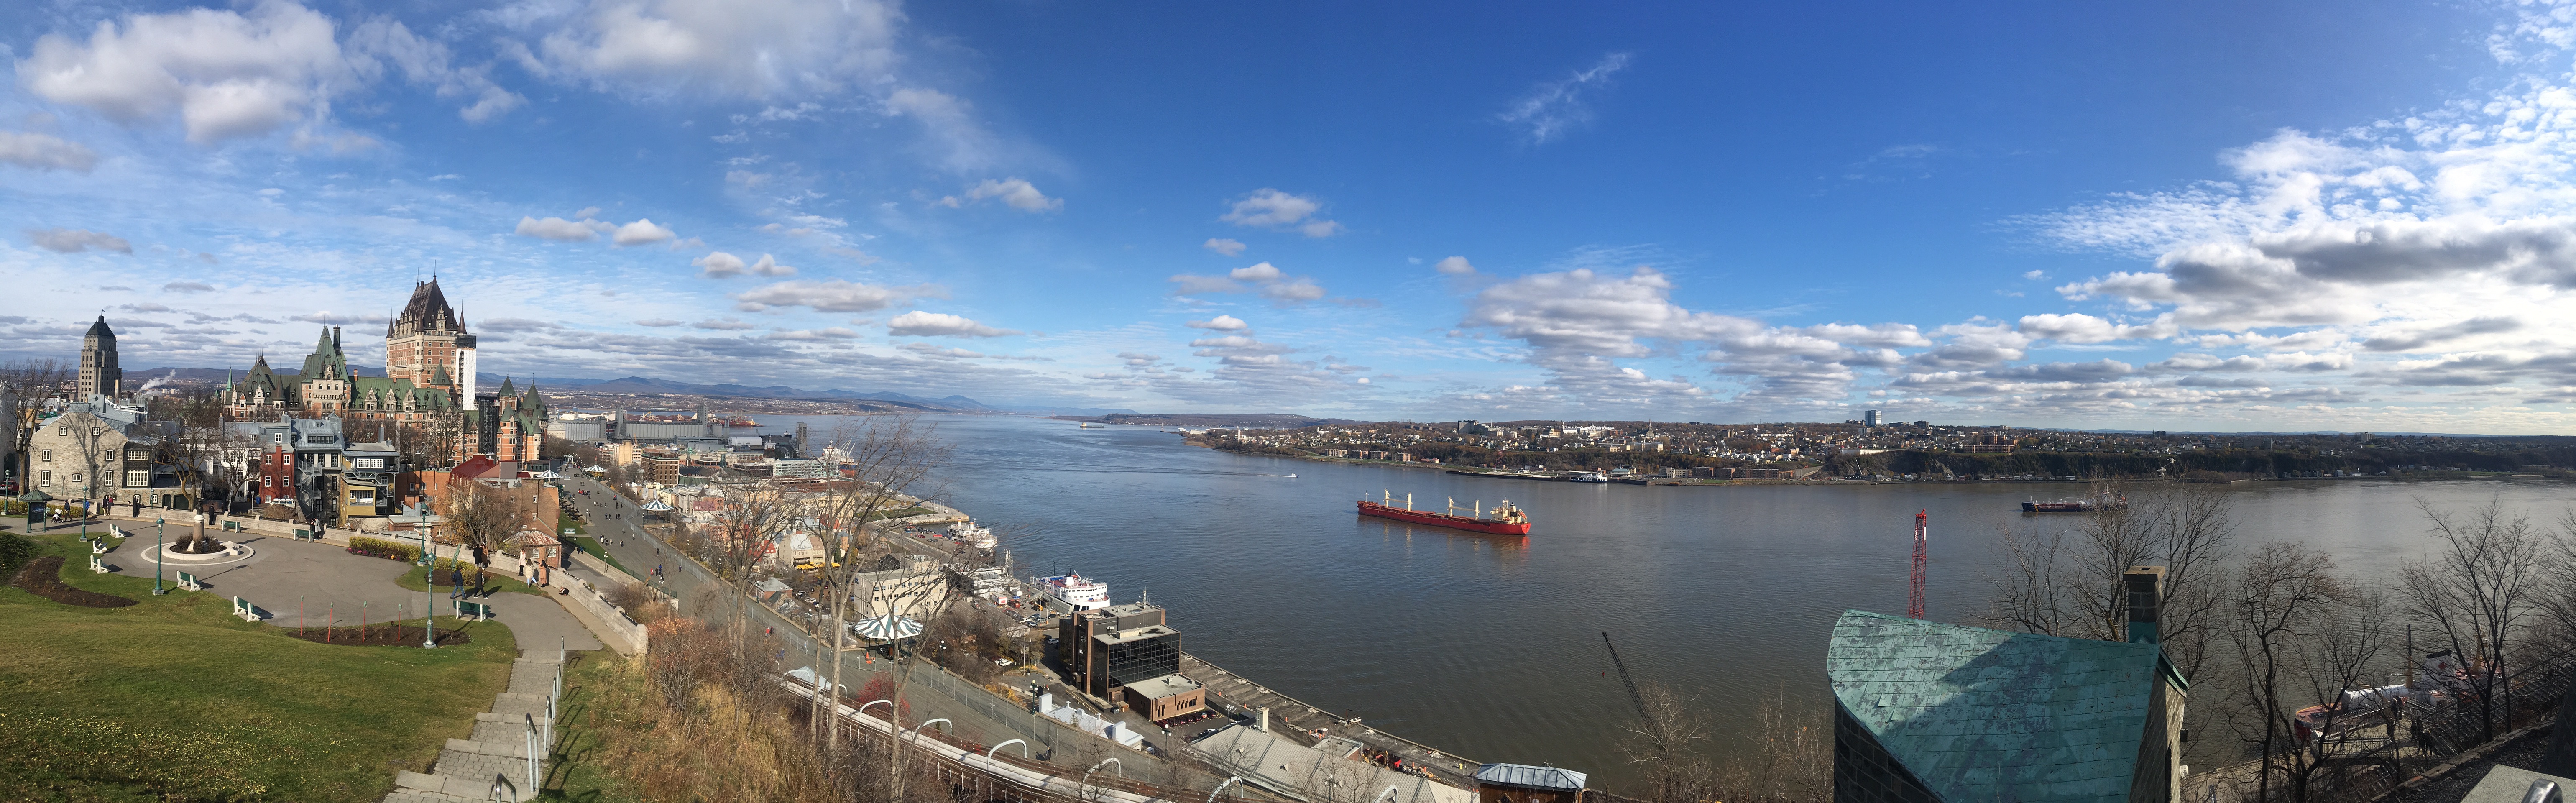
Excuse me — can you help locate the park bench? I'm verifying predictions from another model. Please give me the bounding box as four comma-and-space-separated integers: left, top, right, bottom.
291, 528, 315, 542
222, 520, 241, 532
90, 540, 109, 555
89, 555, 108, 574
456, 600, 494, 621
232, 596, 261, 622
177, 571, 203, 592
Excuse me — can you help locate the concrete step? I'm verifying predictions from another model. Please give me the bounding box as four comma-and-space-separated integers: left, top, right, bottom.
474, 711, 551, 727
447, 736, 532, 759
382, 790, 479, 803
393, 770, 445, 792
433, 749, 529, 793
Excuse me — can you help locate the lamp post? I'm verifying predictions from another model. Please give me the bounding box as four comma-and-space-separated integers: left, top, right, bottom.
152, 516, 166, 595
418, 527, 438, 650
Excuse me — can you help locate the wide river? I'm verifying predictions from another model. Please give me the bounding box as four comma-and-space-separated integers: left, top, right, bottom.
746, 413, 2574, 790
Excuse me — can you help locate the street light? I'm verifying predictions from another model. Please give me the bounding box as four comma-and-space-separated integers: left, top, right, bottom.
151, 516, 166, 595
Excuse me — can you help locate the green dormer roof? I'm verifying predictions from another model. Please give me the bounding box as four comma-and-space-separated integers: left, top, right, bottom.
1827, 611, 2172, 803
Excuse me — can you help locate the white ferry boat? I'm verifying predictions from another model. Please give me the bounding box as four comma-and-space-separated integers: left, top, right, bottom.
1569, 470, 1611, 483
948, 521, 998, 549
1037, 573, 1111, 611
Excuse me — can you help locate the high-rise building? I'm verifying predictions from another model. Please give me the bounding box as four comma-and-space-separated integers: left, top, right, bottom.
386, 279, 478, 410
1863, 410, 1883, 428
79, 316, 121, 399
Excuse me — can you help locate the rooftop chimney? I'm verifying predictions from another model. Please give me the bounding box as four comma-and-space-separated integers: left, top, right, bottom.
2124, 565, 2166, 645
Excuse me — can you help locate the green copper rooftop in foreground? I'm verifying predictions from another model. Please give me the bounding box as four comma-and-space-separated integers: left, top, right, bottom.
1828, 610, 2180, 802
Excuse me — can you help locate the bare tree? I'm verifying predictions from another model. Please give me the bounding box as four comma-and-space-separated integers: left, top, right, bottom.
1, 358, 71, 490
440, 478, 521, 564
2398, 497, 2546, 742
2224, 541, 2347, 803
1710, 689, 1831, 803
804, 414, 948, 763
1986, 482, 2234, 678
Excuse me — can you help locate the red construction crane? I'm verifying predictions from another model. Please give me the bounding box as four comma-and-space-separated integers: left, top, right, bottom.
1909, 509, 1929, 619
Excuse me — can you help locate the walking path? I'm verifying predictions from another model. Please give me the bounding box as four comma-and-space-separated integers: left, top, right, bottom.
386, 651, 568, 802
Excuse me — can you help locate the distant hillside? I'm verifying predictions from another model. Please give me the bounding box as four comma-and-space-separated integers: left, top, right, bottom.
128, 368, 997, 412
1063, 412, 1360, 429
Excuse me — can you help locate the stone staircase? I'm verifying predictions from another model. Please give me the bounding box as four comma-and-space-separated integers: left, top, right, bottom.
384, 655, 563, 802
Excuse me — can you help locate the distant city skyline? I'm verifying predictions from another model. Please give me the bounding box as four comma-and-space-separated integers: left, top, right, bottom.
8, 2, 2576, 433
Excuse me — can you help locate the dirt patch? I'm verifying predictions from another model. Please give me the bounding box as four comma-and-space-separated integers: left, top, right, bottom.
10, 557, 138, 608
281, 624, 472, 647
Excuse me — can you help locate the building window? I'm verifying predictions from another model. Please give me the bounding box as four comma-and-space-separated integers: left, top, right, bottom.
38, 470, 50, 487
69, 473, 82, 486
126, 470, 148, 488
39, 449, 50, 463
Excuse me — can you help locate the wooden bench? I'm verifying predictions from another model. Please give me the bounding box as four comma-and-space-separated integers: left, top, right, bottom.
455, 600, 494, 621
177, 571, 203, 592
222, 520, 242, 532
290, 528, 314, 542
88, 555, 109, 574
232, 596, 261, 622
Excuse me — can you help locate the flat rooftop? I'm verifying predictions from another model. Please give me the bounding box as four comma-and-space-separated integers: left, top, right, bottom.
1123, 673, 1201, 699
1096, 624, 1178, 645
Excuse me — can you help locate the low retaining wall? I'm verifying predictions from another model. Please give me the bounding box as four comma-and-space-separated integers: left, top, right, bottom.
559, 551, 650, 654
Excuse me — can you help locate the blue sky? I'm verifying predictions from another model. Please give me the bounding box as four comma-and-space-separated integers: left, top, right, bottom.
7, 0, 2576, 431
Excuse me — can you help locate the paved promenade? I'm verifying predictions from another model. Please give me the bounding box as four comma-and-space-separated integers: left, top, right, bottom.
77, 513, 602, 654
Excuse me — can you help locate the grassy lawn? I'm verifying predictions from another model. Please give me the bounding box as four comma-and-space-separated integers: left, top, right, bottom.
543, 654, 647, 802
0, 532, 519, 802
393, 562, 546, 596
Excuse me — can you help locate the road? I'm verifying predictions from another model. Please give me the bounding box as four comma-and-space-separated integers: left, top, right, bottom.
560, 473, 1167, 768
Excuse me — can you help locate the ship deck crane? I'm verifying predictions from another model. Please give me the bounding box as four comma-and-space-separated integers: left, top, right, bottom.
1602, 632, 1664, 754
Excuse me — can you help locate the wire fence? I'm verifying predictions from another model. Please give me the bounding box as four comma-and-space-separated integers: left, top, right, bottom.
2193, 647, 2574, 803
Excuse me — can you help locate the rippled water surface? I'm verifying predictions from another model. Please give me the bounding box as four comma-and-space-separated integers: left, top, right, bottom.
749, 414, 2576, 788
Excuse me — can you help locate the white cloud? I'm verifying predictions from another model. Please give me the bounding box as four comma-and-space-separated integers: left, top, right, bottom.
535, 0, 900, 100
2015, 312, 2178, 344
936, 177, 1060, 212
18, 2, 350, 142
1434, 256, 1475, 275
694, 251, 794, 278
1186, 315, 1249, 331
883, 87, 1002, 172
635, 317, 683, 327
1496, 52, 1631, 144
1168, 261, 1342, 306
0, 131, 97, 172
1229, 262, 1283, 282
1202, 238, 1246, 256
1221, 189, 1342, 237
886, 310, 1020, 338
515, 216, 608, 241
732, 279, 944, 312
610, 218, 677, 246
692, 317, 756, 330
27, 228, 132, 254
1259, 279, 1326, 303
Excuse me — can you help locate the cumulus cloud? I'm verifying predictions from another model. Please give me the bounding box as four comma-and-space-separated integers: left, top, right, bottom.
1496, 52, 1630, 144
1222, 189, 1342, 237
2016, 312, 2179, 344
886, 310, 1020, 338
1202, 238, 1246, 256
1434, 256, 1475, 275
611, 218, 677, 246
693, 251, 797, 278
0, 131, 97, 171
1186, 315, 1249, 331
162, 281, 215, 293
635, 317, 684, 327
1166, 261, 1345, 306
18, 2, 349, 141
27, 228, 131, 254
936, 177, 1060, 212
731, 279, 944, 313
516, 216, 608, 241
692, 317, 756, 330
290, 310, 388, 325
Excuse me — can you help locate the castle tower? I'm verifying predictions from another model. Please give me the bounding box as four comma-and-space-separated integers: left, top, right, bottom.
386, 279, 478, 410
79, 315, 121, 399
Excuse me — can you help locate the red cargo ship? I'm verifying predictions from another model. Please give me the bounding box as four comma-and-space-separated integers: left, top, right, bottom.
1356, 491, 1532, 536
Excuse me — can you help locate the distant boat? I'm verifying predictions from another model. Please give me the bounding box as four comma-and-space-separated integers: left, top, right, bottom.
1077, 422, 1104, 429
2022, 491, 2129, 513
1569, 470, 1610, 483
1356, 490, 1532, 535
724, 417, 759, 428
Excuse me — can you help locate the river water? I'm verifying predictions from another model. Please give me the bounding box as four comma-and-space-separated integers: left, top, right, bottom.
744, 413, 2575, 790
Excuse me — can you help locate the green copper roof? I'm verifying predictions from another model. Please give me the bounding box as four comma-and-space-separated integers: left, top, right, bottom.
1827, 611, 2166, 803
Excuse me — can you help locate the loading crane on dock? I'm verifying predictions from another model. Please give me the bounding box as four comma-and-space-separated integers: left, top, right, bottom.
1602, 631, 1665, 754
1910, 509, 1929, 619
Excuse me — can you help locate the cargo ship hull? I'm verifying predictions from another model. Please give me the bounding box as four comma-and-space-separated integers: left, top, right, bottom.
1356, 501, 1532, 535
